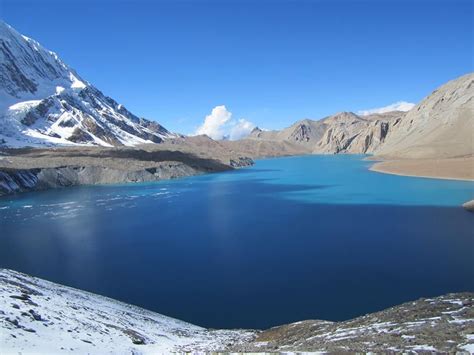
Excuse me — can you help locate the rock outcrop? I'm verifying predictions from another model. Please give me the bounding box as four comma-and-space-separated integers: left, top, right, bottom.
462, 199, 474, 212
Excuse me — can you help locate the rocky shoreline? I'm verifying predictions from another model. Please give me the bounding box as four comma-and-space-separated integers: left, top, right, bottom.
0, 144, 254, 197
2, 146, 472, 214
462, 200, 474, 212
0, 164, 214, 196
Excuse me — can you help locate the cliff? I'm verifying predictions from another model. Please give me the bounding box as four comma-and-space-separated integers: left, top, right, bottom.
0, 144, 253, 196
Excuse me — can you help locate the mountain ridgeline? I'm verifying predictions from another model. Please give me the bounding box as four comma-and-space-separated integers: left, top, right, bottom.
248, 110, 402, 155
0, 21, 176, 147
246, 73, 473, 158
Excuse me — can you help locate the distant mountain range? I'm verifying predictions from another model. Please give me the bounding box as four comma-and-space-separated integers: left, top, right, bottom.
0, 21, 177, 147
248, 110, 404, 154
247, 73, 473, 158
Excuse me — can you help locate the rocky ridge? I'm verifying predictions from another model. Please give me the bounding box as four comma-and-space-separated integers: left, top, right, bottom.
248, 110, 405, 154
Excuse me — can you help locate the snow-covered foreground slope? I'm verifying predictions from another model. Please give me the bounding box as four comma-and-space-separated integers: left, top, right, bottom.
0, 21, 176, 148
0, 269, 256, 354
1, 269, 473, 354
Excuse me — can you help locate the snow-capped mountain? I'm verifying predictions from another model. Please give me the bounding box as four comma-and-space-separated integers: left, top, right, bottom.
0, 21, 176, 147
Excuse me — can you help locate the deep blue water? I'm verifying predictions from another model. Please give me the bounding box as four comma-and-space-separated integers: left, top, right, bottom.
0, 155, 473, 329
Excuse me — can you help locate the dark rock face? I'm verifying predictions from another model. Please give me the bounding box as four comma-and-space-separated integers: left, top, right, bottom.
229, 157, 254, 168
21, 98, 55, 126
0, 39, 39, 97
0, 21, 73, 99
0, 170, 39, 195
68, 128, 94, 144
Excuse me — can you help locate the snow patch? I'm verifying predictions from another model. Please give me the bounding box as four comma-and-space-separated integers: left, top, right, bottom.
0, 269, 256, 353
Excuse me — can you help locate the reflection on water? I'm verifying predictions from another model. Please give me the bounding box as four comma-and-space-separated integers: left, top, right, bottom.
0, 187, 173, 220
0, 155, 473, 329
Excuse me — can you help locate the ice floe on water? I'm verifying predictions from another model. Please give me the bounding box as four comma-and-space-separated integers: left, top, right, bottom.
0, 184, 181, 221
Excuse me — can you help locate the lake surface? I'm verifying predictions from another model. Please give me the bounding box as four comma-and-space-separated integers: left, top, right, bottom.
1, 155, 473, 329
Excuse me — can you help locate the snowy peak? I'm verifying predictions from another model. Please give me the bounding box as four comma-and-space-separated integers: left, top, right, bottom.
0, 21, 176, 147
0, 21, 78, 104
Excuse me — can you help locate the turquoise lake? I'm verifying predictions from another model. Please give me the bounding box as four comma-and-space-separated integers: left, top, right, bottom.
0, 155, 473, 328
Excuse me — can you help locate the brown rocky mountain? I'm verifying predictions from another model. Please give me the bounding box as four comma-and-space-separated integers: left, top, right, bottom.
245, 73, 473, 159
376, 73, 473, 159
247, 111, 404, 154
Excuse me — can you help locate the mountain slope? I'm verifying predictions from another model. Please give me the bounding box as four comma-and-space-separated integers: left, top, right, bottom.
0, 21, 175, 148
0, 269, 256, 353
313, 111, 381, 153
237, 292, 474, 353
375, 73, 474, 158
1, 269, 473, 353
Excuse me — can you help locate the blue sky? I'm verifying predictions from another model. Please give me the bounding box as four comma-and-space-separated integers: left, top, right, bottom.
1, 0, 472, 135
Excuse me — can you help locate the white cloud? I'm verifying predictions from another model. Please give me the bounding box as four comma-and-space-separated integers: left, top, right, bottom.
194, 105, 255, 140
229, 119, 255, 140
358, 101, 415, 116
194, 105, 232, 140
